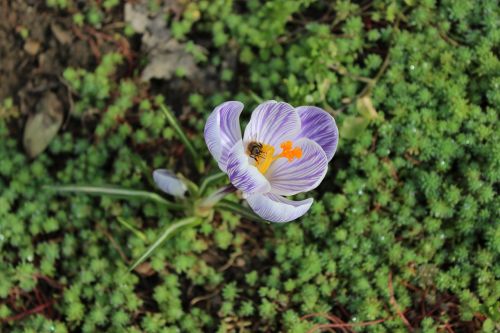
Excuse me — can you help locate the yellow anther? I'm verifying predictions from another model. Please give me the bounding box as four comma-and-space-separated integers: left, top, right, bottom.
255, 144, 275, 174
255, 141, 302, 174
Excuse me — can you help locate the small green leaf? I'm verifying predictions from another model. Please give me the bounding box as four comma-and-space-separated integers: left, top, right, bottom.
356, 95, 379, 120
340, 116, 370, 140
130, 153, 156, 188
116, 217, 147, 241
129, 217, 202, 271
199, 172, 228, 195
160, 104, 204, 173
386, 2, 398, 22
248, 90, 264, 104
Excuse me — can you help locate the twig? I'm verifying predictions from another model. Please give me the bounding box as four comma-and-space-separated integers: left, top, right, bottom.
1, 300, 55, 323
439, 322, 456, 333
190, 287, 222, 306
328, 64, 374, 84
433, 24, 462, 47
404, 153, 421, 166
331, 48, 391, 115
306, 318, 387, 333
382, 157, 400, 182
72, 27, 101, 60
58, 75, 75, 129
97, 225, 130, 263
218, 250, 242, 272
302, 313, 351, 333
388, 272, 413, 332
35, 274, 64, 290
331, 15, 398, 115
1, 0, 8, 20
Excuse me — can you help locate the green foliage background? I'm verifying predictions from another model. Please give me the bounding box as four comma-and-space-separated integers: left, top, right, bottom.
0, 0, 499, 332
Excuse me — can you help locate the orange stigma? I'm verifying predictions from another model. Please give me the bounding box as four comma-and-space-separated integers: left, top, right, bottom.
254, 140, 302, 174
277, 141, 303, 162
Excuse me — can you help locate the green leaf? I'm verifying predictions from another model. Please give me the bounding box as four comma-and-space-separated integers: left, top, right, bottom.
216, 199, 267, 223
340, 116, 370, 140
116, 217, 147, 241
130, 153, 156, 189
199, 172, 228, 195
129, 217, 202, 271
248, 90, 264, 104
386, 2, 398, 22
356, 95, 379, 120
44, 185, 184, 210
160, 104, 204, 173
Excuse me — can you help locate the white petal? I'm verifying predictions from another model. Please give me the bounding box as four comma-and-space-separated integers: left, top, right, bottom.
296, 106, 339, 161
243, 101, 301, 148
153, 169, 187, 198
204, 101, 244, 172
266, 138, 328, 196
246, 193, 313, 223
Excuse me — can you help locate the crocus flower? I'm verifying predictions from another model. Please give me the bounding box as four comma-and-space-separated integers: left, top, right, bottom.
153, 169, 187, 198
204, 100, 338, 223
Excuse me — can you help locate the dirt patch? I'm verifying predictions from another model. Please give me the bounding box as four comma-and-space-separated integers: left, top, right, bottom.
0, 2, 93, 103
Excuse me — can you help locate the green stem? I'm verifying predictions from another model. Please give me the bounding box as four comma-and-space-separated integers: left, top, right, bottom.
129, 217, 202, 271
44, 185, 184, 210
199, 172, 227, 195
160, 104, 204, 173
216, 199, 266, 223
198, 185, 236, 210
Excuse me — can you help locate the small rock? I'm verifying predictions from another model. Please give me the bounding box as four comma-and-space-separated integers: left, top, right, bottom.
51, 23, 72, 44
124, 2, 149, 34
134, 262, 155, 276
24, 40, 40, 55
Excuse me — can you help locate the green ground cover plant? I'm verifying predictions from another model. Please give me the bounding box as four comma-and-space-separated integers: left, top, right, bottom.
0, 0, 498, 332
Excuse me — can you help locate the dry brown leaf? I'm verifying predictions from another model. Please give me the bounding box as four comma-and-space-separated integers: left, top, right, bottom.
124, 0, 197, 82
24, 40, 40, 55
51, 23, 73, 45
357, 95, 379, 120
23, 92, 63, 158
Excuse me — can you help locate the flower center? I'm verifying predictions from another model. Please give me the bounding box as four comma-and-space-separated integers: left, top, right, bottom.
247, 140, 302, 174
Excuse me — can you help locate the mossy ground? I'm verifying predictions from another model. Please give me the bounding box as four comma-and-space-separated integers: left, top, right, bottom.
0, 1, 498, 332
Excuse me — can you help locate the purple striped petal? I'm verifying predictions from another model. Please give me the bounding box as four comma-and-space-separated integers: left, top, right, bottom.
153, 169, 188, 198
226, 141, 271, 194
243, 101, 301, 148
204, 101, 244, 172
246, 193, 313, 223
296, 106, 338, 161
266, 138, 328, 196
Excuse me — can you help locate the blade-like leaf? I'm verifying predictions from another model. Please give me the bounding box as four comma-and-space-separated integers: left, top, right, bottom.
116, 217, 147, 241
130, 153, 157, 189
129, 217, 201, 271
198, 185, 237, 210
199, 172, 227, 195
44, 185, 184, 210
216, 199, 267, 223
160, 104, 204, 173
